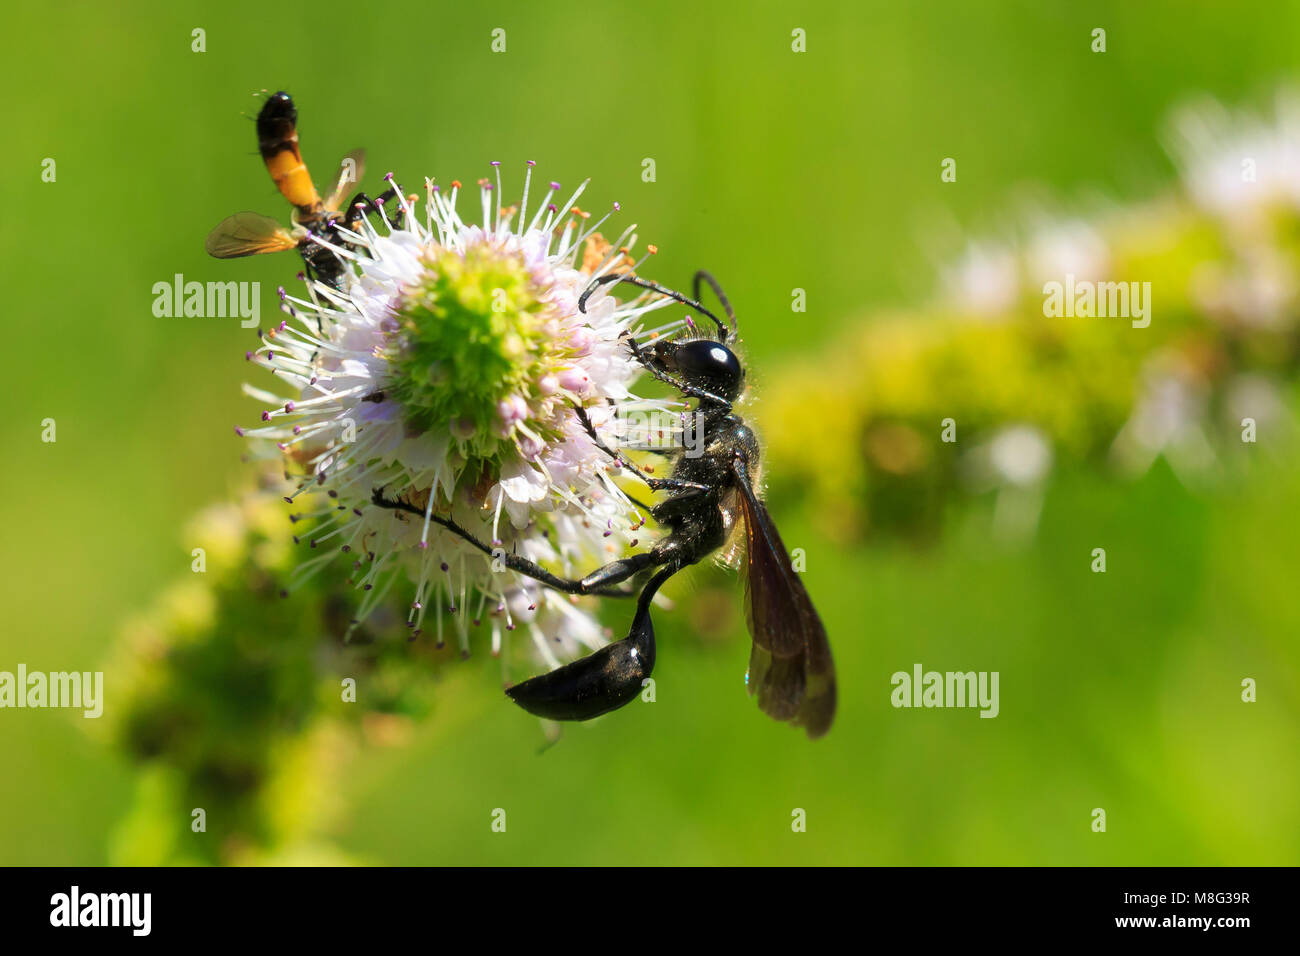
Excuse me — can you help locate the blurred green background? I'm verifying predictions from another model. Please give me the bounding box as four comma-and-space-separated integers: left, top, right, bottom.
3, 0, 1298, 865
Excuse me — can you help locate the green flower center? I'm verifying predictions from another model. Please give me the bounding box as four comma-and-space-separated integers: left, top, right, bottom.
387, 243, 559, 460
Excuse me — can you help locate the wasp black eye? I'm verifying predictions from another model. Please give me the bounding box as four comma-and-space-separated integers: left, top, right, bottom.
671, 339, 743, 398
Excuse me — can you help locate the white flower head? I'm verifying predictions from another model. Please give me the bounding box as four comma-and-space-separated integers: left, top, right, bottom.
1027, 217, 1111, 287
960, 424, 1054, 493
941, 240, 1021, 318
987, 425, 1053, 488
237, 163, 682, 661
1167, 89, 1300, 230
1111, 354, 1217, 483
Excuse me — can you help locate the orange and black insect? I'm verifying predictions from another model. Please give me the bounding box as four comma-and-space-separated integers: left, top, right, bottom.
206, 91, 381, 290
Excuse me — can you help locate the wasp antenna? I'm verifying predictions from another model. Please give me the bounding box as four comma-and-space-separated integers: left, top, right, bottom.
693, 270, 738, 336
579, 273, 729, 341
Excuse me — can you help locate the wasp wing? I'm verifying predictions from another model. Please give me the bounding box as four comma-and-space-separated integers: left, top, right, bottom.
205, 212, 299, 258
325, 148, 366, 212
732, 459, 836, 738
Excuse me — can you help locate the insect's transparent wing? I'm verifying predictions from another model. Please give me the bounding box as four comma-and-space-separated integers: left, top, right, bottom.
325, 148, 366, 212
205, 212, 298, 258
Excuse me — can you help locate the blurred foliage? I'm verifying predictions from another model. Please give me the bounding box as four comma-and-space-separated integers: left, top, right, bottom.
104, 482, 445, 864
763, 193, 1300, 543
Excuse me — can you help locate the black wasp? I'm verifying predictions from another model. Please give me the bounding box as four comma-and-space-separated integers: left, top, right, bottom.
375, 271, 837, 738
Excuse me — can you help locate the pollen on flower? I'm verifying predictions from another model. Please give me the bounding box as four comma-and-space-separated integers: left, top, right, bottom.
387, 243, 566, 457
236, 163, 690, 667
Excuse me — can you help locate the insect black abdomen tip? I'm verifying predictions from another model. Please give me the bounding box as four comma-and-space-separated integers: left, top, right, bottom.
257, 91, 297, 140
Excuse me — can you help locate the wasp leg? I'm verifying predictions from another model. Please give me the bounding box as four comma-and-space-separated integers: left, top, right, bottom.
370, 488, 650, 597
342, 187, 399, 231
506, 562, 678, 721
343, 194, 371, 230
572, 404, 711, 498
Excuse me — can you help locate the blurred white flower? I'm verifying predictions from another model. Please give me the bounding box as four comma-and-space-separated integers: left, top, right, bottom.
962, 425, 1054, 541
1189, 247, 1296, 329
1111, 356, 1217, 483
942, 241, 1020, 317
988, 425, 1054, 488
1027, 218, 1111, 287
1223, 373, 1292, 448
1168, 90, 1300, 231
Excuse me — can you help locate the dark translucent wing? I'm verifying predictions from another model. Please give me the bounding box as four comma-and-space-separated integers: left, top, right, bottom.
732, 460, 837, 738
205, 212, 298, 258
325, 148, 366, 212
